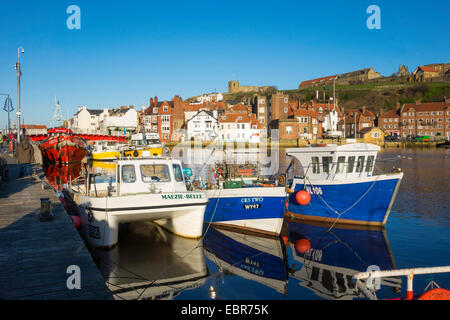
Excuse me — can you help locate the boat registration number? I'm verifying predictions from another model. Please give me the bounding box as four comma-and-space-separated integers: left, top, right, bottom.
305, 186, 323, 195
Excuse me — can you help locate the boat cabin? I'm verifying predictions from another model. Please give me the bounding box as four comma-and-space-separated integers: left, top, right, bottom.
286, 143, 380, 181
116, 158, 187, 195
48, 127, 73, 136
131, 133, 162, 147
81, 157, 188, 197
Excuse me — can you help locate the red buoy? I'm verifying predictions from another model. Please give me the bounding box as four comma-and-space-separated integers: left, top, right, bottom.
295, 238, 311, 254
281, 235, 289, 245
419, 288, 450, 300
296, 190, 311, 205
71, 215, 81, 229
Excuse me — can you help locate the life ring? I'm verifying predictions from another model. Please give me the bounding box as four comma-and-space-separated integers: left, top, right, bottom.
193, 181, 200, 188
419, 288, 450, 300
133, 150, 139, 157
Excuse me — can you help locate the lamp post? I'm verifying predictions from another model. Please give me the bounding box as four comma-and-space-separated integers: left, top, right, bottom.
15, 47, 24, 143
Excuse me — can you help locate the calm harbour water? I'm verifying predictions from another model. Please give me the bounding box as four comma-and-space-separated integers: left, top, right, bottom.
48, 147, 450, 300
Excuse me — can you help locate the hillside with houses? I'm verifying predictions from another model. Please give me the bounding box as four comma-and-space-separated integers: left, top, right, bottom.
22, 62, 450, 145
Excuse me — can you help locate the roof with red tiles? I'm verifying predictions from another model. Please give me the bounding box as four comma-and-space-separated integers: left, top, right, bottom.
299, 75, 338, 87
402, 101, 450, 112
417, 66, 437, 73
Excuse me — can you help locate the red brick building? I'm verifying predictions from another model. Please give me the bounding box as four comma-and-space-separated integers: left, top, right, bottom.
400, 100, 450, 139
378, 109, 400, 136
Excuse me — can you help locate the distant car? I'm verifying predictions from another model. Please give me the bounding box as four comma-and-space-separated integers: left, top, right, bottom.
385, 135, 400, 142
405, 135, 416, 142
416, 135, 432, 142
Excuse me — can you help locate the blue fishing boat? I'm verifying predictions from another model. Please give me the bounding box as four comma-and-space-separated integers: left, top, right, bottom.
185, 164, 287, 236
204, 186, 287, 236
203, 225, 288, 295
287, 221, 401, 300
285, 143, 403, 226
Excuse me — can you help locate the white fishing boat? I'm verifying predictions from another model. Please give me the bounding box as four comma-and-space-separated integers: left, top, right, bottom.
67, 157, 208, 248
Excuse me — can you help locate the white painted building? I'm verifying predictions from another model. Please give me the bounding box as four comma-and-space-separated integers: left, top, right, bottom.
72, 106, 109, 132
196, 92, 223, 104
217, 113, 260, 143
186, 110, 219, 141
102, 107, 138, 134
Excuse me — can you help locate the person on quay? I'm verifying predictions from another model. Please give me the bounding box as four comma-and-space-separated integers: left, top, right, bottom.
0, 131, 3, 151
15, 136, 34, 178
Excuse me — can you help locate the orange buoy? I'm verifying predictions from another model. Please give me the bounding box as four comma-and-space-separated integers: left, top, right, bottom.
71, 215, 81, 229
295, 190, 311, 205
419, 288, 450, 300
281, 236, 289, 245
295, 238, 311, 254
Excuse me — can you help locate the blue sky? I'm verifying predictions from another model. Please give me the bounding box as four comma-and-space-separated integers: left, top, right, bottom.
0, 0, 449, 128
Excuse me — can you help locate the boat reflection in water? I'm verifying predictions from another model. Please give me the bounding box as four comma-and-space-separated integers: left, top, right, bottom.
287, 220, 402, 300
89, 222, 208, 300
203, 226, 289, 297
43, 162, 84, 191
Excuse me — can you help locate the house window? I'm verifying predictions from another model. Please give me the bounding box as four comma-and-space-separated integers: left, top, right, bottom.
286, 126, 292, 134
284, 107, 288, 113
163, 106, 168, 112
372, 132, 380, 138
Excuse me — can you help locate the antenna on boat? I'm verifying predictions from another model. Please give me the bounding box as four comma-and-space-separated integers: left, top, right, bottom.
50, 96, 65, 128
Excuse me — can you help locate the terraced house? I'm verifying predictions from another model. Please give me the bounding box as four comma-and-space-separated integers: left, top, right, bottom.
399, 99, 450, 139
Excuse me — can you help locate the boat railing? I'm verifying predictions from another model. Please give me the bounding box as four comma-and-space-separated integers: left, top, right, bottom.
352, 266, 450, 300
288, 157, 401, 182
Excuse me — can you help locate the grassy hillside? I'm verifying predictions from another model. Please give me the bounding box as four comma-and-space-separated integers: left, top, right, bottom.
285, 82, 450, 113
215, 82, 450, 114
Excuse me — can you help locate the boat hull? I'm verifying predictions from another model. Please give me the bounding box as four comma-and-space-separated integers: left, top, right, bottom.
74, 192, 208, 248
40, 135, 87, 163
91, 147, 163, 160
204, 187, 287, 236
287, 173, 403, 226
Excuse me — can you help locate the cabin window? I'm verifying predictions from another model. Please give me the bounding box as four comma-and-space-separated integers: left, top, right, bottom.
336, 156, 346, 173
122, 165, 136, 183
366, 156, 375, 173
347, 156, 355, 173
312, 157, 320, 174
140, 164, 171, 183
322, 156, 333, 174
356, 156, 365, 173
173, 164, 184, 182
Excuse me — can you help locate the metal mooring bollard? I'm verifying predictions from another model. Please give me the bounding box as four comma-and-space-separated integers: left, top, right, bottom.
40, 197, 53, 222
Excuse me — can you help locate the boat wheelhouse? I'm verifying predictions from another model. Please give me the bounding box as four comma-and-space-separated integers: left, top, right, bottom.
285, 143, 403, 226
67, 157, 208, 248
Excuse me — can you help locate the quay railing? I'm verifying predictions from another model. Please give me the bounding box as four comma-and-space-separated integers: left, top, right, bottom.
352, 266, 450, 300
